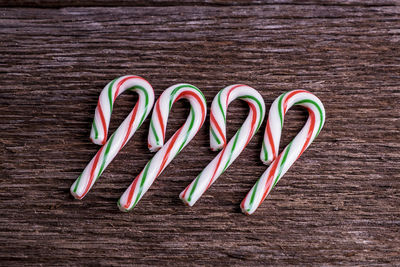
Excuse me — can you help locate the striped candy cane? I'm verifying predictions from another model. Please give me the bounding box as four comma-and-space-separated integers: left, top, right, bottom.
70, 75, 155, 199
118, 84, 207, 211
241, 90, 326, 215
180, 85, 266, 206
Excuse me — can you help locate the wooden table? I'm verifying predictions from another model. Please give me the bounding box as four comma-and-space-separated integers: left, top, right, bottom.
1, 1, 399, 265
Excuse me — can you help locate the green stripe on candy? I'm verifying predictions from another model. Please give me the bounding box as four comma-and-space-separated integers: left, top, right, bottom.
107, 78, 117, 112
187, 170, 203, 202
262, 141, 268, 161
73, 174, 82, 193
95, 133, 116, 183
109, 81, 149, 125
92, 121, 99, 140
154, 84, 204, 147
247, 179, 260, 212
217, 90, 226, 122
128, 85, 150, 128
274, 141, 292, 188
294, 99, 324, 138
222, 127, 241, 173
117, 199, 125, 212
177, 107, 195, 155
239, 95, 264, 132
169, 86, 180, 110
133, 158, 153, 207
169, 84, 206, 110
150, 121, 160, 145
188, 84, 207, 103
210, 127, 221, 145
212, 94, 263, 148
278, 92, 287, 128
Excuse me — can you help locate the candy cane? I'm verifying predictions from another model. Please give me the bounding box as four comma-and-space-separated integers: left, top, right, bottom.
118, 84, 207, 211
179, 85, 266, 206
70, 75, 155, 199
241, 90, 326, 215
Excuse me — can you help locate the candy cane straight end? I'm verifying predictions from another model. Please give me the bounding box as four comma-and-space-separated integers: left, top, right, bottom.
179, 191, 195, 207
117, 199, 130, 212
210, 132, 225, 152
240, 198, 255, 215
70, 181, 84, 200
148, 144, 161, 153
260, 158, 272, 165
240, 207, 252, 216
210, 146, 222, 152
90, 130, 106, 146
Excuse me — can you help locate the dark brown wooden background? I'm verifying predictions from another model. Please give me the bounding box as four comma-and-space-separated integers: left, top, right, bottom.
1, 0, 399, 266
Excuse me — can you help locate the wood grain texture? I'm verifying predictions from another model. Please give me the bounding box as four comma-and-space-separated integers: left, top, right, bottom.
1, 0, 398, 8
0, 1, 399, 266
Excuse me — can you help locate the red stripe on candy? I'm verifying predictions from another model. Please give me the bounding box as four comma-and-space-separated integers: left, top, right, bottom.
266, 119, 275, 159
298, 108, 315, 159
225, 84, 245, 106
206, 147, 226, 190
156, 100, 165, 141
80, 145, 105, 199
258, 152, 284, 207
210, 112, 226, 145
156, 127, 184, 178
120, 100, 140, 150
97, 100, 107, 145
113, 75, 145, 101
181, 179, 191, 199
174, 91, 206, 123
244, 103, 257, 147
124, 170, 144, 209
283, 90, 308, 113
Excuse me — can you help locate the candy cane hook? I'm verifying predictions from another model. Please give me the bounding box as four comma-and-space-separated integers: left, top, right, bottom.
180, 85, 266, 206
241, 90, 326, 215
70, 75, 155, 199
118, 84, 207, 211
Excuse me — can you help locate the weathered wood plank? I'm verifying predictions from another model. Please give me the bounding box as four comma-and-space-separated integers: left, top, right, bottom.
0, 0, 398, 8
0, 3, 399, 266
